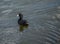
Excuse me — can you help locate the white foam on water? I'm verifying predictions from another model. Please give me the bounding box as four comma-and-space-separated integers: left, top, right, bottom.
1, 9, 12, 13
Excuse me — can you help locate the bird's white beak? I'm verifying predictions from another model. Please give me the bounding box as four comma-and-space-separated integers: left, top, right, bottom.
17, 14, 19, 17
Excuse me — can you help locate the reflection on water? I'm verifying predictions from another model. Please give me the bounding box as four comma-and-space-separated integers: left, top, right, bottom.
19, 24, 29, 32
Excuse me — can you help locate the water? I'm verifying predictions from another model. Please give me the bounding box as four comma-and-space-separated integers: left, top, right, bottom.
0, 0, 60, 44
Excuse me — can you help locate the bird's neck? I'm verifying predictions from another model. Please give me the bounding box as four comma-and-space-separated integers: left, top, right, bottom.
19, 17, 23, 20
20, 15, 23, 20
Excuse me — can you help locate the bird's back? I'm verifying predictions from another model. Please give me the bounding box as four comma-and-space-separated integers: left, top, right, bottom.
18, 19, 27, 25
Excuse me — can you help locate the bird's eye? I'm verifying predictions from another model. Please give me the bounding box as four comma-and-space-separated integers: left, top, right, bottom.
17, 14, 19, 17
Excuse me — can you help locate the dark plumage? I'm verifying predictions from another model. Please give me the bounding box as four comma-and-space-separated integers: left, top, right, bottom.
17, 13, 28, 26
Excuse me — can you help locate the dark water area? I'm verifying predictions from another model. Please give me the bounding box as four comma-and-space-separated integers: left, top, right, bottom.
0, 0, 60, 44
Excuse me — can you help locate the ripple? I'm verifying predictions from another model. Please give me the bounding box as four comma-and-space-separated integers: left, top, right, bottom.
57, 6, 60, 9
3, 0, 11, 1
1, 9, 12, 13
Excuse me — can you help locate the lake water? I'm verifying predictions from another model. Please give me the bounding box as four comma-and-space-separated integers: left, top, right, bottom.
0, 0, 60, 44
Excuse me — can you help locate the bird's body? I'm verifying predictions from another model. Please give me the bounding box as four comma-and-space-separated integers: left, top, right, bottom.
18, 19, 28, 26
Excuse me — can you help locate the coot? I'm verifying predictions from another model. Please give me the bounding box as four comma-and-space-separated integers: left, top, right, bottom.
17, 13, 28, 26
